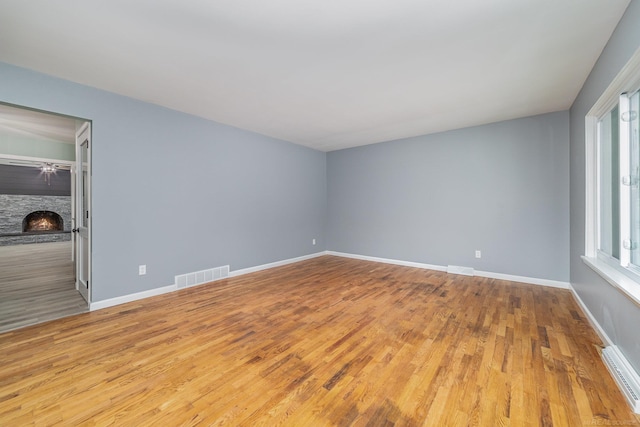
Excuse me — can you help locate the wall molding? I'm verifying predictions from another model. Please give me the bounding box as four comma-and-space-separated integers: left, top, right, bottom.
475, 269, 569, 289
89, 251, 327, 311
569, 284, 614, 347
326, 251, 447, 272
90, 250, 570, 311
570, 284, 640, 413
90, 284, 177, 311
327, 251, 570, 289
229, 251, 326, 277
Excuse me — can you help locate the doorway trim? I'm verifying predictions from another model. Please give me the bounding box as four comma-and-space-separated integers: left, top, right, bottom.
0, 101, 92, 310
74, 121, 91, 303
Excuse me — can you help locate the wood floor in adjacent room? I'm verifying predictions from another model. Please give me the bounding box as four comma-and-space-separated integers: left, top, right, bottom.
0, 241, 87, 333
0, 256, 637, 426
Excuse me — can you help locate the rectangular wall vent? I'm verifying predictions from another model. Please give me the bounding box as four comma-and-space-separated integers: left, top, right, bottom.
446, 265, 475, 276
175, 265, 230, 289
602, 346, 640, 413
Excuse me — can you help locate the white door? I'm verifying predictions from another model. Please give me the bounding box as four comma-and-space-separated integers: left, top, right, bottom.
74, 122, 91, 303
70, 163, 76, 262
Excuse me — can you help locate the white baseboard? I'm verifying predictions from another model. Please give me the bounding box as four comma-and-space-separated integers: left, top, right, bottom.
602, 346, 640, 413
475, 270, 570, 289
90, 284, 177, 311
566, 286, 640, 413
89, 251, 569, 311
568, 284, 614, 347
326, 251, 446, 272
229, 251, 326, 277
327, 251, 570, 289
89, 252, 326, 311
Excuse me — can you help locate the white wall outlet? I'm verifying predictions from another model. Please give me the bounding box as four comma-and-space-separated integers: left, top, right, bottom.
312, 238, 316, 245
139, 264, 147, 275
475, 250, 481, 259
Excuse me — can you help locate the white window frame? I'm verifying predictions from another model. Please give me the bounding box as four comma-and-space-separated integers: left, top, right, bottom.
584, 46, 640, 306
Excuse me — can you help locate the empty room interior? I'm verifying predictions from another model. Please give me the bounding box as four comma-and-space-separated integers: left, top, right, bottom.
1, 1, 640, 425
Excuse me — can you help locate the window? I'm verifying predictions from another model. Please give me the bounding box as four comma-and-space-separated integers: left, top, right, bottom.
584, 47, 640, 305
597, 92, 640, 268
597, 104, 620, 261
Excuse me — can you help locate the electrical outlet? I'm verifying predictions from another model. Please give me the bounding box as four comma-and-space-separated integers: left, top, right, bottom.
475, 250, 481, 259
312, 238, 316, 245
139, 264, 146, 275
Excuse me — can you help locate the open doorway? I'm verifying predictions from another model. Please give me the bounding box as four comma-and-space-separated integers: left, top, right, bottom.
0, 103, 91, 332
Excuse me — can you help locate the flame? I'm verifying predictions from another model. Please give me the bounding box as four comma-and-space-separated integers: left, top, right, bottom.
31, 218, 55, 231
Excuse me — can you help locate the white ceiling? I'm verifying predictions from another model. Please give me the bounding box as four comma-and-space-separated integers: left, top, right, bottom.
0, 0, 631, 151
0, 104, 76, 144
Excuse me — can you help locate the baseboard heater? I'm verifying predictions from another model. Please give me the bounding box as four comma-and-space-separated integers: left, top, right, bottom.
446, 265, 475, 276
602, 346, 640, 413
175, 265, 230, 289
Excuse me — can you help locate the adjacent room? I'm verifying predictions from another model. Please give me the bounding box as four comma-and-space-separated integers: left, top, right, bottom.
0, 106, 88, 332
1, 0, 639, 425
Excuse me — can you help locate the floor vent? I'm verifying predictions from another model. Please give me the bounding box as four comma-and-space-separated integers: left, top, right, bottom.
446, 265, 475, 276
175, 265, 230, 289
602, 346, 640, 413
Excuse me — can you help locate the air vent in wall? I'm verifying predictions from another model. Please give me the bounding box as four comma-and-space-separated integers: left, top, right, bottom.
602, 346, 640, 413
446, 265, 475, 276
175, 265, 230, 289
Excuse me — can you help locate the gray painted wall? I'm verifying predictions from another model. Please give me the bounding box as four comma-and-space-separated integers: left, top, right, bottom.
327, 111, 570, 282
1, 3, 637, 379
0, 62, 326, 302
570, 2, 640, 373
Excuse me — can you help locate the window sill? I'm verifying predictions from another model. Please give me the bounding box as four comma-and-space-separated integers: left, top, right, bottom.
582, 255, 640, 307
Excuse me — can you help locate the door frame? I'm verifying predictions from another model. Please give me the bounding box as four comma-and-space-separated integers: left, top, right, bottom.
0, 102, 92, 307
74, 121, 91, 303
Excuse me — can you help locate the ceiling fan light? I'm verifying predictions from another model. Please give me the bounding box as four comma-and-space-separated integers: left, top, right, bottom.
41, 163, 56, 173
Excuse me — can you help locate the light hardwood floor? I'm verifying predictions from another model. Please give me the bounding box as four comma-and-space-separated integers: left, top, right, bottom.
0, 256, 637, 426
0, 241, 87, 333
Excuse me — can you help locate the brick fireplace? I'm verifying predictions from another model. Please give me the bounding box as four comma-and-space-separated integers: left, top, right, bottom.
0, 195, 72, 246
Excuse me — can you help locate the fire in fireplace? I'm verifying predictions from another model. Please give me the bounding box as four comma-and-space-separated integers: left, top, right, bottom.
22, 211, 64, 233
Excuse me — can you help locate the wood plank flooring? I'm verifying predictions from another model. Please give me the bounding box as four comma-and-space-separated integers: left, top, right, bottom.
0, 256, 637, 426
0, 241, 87, 333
